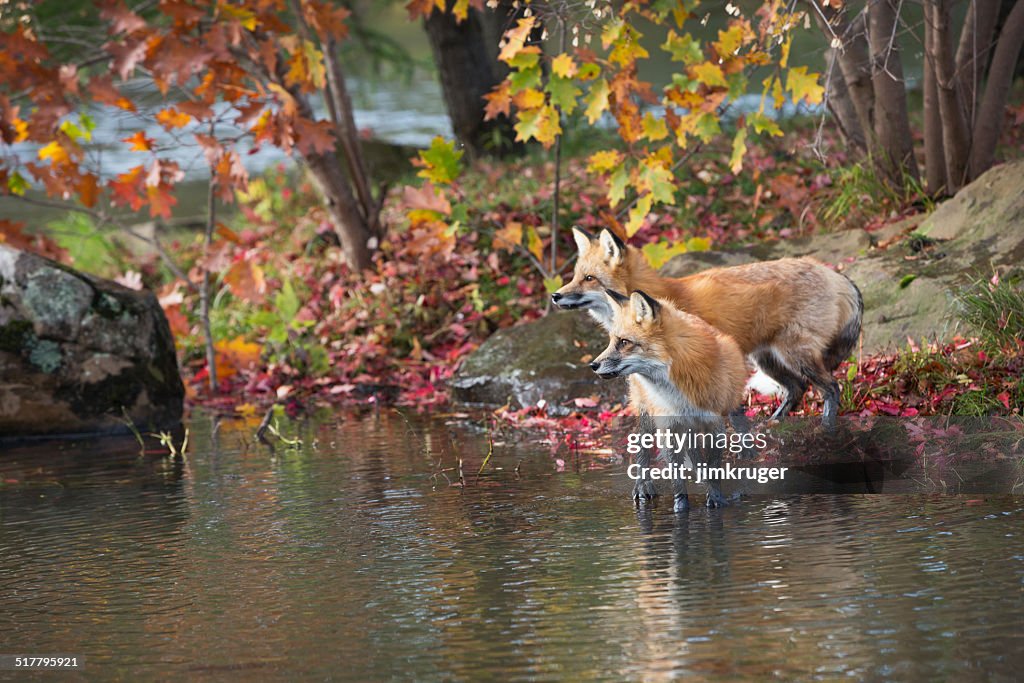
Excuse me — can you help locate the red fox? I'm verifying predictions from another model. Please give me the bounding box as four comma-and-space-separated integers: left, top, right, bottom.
555, 228, 863, 425
590, 289, 748, 509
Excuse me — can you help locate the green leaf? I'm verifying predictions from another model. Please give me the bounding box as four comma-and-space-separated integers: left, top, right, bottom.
638, 160, 676, 205
749, 112, 783, 137
625, 193, 653, 237
7, 170, 29, 196
691, 62, 727, 88
543, 275, 563, 294
509, 64, 542, 93
642, 240, 688, 269
729, 126, 747, 174
693, 112, 721, 142
607, 164, 629, 206
417, 136, 464, 185
275, 280, 301, 322
583, 78, 610, 124
641, 113, 668, 142
685, 236, 711, 252
662, 30, 702, 64
546, 74, 581, 114
507, 50, 540, 70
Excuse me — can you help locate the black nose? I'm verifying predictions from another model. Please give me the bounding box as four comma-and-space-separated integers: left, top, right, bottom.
589, 361, 600, 371
551, 292, 562, 302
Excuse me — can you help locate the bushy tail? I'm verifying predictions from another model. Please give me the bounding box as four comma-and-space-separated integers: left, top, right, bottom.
824, 275, 863, 372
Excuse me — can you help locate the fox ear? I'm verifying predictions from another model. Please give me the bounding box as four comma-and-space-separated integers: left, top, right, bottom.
630, 290, 660, 324
604, 288, 629, 308
571, 226, 592, 254
599, 229, 624, 264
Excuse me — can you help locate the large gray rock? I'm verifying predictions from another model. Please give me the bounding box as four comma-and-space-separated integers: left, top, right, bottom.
451, 311, 625, 412
0, 244, 184, 438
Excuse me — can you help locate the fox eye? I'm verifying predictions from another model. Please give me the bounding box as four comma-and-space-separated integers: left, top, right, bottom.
616, 338, 632, 350
584, 275, 595, 282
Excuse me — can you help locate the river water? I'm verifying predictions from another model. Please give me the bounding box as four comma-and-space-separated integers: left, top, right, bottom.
1, 411, 1023, 680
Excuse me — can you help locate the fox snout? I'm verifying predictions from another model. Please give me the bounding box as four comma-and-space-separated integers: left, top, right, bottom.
552, 290, 584, 309
589, 357, 620, 379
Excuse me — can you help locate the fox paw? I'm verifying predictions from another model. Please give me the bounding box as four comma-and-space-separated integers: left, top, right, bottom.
632, 479, 657, 501
705, 489, 729, 509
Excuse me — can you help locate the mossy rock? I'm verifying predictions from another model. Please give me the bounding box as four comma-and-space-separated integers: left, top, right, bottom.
0, 243, 185, 439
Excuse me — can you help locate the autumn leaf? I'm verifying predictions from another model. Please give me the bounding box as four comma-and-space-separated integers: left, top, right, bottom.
514, 104, 561, 148
513, 88, 546, 110
714, 24, 746, 58
77, 173, 100, 208
123, 131, 154, 152
637, 158, 675, 204
691, 62, 727, 88
417, 136, 463, 185
401, 182, 451, 216
750, 112, 783, 136
525, 225, 544, 261
283, 38, 327, 92
583, 78, 610, 124
786, 66, 824, 105
38, 140, 71, 165
551, 53, 577, 78
663, 31, 702, 64
587, 149, 623, 173
498, 16, 536, 63
405, 0, 445, 20
156, 108, 191, 130
214, 335, 261, 380
220, 3, 257, 30
729, 126, 748, 174
224, 260, 267, 303
146, 183, 177, 219
546, 75, 581, 114
483, 80, 512, 121
642, 240, 688, 269
543, 275, 563, 294
625, 193, 653, 237
641, 113, 668, 142
493, 221, 523, 252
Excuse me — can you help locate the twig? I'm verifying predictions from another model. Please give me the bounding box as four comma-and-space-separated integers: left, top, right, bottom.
199, 124, 219, 393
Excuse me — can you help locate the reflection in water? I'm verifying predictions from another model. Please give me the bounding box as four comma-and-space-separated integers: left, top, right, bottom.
1, 411, 1023, 680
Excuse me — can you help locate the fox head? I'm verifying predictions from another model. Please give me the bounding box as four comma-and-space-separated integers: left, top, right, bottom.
590, 289, 666, 380
552, 227, 630, 326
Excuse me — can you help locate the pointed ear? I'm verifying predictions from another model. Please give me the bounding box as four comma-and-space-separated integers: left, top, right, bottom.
599, 229, 625, 264
604, 288, 629, 308
571, 226, 592, 254
630, 290, 661, 324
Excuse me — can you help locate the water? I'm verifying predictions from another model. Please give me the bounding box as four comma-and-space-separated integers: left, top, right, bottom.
2, 412, 1023, 681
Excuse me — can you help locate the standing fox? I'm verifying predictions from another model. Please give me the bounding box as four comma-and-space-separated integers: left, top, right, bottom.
555, 228, 863, 425
591, 289, 748, 510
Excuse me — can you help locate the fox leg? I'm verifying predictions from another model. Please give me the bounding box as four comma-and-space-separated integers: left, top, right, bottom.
800, 360, 841, 428
753, 350, 807, 420
632, 410, 658, 502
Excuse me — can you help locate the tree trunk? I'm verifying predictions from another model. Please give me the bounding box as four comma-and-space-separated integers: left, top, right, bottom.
823, 46, 868, 153
954, 0, 1001, 127
923, 16, 948, 193
304, 151, 373, 270
867, 0, 920, 186
423, 0, 517, 159
969, 0, 1024, 179
808, 2, 876, 152
925, 0, 971, 192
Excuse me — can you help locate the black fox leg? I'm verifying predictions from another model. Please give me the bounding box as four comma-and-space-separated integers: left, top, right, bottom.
802, 362, 842, 428
754, 350, 806, 419
702, 420, 729, 508
632, 410, 658, 501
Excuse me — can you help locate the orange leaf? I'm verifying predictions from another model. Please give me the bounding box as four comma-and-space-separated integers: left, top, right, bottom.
223, 260, 267, 303
123, 131, 154, 151
493, 221, 523, 252
499, 16, 537, 63
156, 108, 191, 130
213, 336, 261, 380
77, 173, 100, 208
483, 80, 512, 121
